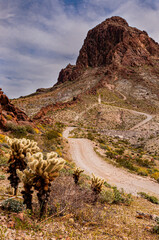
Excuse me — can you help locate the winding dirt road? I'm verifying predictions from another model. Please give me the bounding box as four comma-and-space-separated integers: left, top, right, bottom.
63, 127, 159, 197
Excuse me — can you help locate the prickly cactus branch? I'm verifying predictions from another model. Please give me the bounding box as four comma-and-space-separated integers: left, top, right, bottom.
73, 168, 84, 184
17, 169, 34, 211
6, 137, 40, 195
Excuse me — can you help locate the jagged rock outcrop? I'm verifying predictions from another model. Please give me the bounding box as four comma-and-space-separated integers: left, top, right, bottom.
57, 16, 159, 84
0, 88, 30, 130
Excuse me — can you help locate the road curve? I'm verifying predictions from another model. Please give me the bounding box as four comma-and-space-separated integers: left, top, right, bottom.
63, 127, 159, 197
129, 110, 153, 130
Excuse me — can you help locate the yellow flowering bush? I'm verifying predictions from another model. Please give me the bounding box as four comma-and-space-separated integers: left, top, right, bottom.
151, 171, 159, 180
0, 134, 6, 143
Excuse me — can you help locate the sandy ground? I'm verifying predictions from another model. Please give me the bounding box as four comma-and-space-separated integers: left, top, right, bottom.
63, 127, 159, 197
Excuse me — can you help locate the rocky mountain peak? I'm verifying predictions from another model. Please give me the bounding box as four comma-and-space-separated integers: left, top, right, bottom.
57, 16, 159, 84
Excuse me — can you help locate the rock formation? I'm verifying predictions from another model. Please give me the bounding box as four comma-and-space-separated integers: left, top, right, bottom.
57, 16, 159, 90
0, 88, 30, 130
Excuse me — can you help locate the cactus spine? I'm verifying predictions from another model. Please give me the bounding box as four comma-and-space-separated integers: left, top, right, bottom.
73, 168, 84, 184
6, 137, 40, 195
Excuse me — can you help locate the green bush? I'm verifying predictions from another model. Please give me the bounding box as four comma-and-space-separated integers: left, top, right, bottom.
5, 123, 27, 138
112, 187, 132, 205
45, 129, 61, 140
116, 148, 124, 155
100, 190, 114, 204
153, 224, 159, 234
0, 175, 5, 180
100, 187, 132, 205
5, 123, 35, 137
25, 125, 35, 134
138, 192, 159, 204
87, 132, 94, 141
0, 155, 8, 166
1, 198, 24, 213
116, 156, 138, 172
112, 187, 124, 204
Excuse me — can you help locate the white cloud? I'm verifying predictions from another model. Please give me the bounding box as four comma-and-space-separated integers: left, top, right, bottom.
0, 0, 158, 98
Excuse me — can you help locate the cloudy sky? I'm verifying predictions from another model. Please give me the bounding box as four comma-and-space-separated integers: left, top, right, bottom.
0, 0, 159, 98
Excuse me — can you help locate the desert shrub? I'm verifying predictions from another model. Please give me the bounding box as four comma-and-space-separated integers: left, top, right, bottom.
99, 190, 114, 204
55, 122, 65, 132
151, 171, 159, 180
0, 134, 6, 143
135, 157, 151, 168
106, 151, 116, 159
49, 176, 93, 215
87, 132, 94, 141
138, 171, 148, 176
116, 148, 124, 155
25, 125, 35, 134
1, 198, 24, 213
45, 129, 61, 140
103, 181, 111, 188
5, 122, 17, 132
5, 123, 35, 137
153, 224, 159, 234
0, 175, 5, 180
5, 123, 27, 138
138, 192, 159, 204
112, 187, 124, 204
115, 156, 138, 172
98, 138, 106, 144
0, 155, 8, 166
112, 187, 132, 205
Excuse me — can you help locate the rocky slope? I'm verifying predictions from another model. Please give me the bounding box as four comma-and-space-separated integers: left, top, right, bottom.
0, 88, 30, 130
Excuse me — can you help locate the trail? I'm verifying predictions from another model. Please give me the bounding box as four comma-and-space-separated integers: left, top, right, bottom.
74, 91, 153, 129
101, 93, 153, 130
63, 127, 159, 197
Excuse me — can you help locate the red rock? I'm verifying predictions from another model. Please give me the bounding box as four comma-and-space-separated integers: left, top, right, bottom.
33, 97, 79, 122
57, 16, 159, 86
0, 89, 31, 130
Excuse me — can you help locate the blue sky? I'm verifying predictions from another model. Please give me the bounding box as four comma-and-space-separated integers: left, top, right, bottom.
0, 0, 159, 98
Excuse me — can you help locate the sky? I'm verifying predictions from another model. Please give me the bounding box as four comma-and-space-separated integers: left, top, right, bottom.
0, 0, 159, 98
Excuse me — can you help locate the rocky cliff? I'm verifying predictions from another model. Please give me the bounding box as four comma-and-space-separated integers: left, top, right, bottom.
57, 16, 159, 101
0, 89, 30, 130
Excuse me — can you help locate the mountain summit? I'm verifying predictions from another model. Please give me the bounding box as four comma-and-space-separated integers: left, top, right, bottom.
58, 16, 159, 84
57, 16, 159, 103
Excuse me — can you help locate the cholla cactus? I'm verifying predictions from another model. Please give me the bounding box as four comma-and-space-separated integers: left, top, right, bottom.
18, 151, 65, 217
91, 174, 104, 202
73, 168, 84, 184
6, 137, 40, 195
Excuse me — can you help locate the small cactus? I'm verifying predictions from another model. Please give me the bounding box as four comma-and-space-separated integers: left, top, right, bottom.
73, 168, 84, 184
18, 151, 65, 217
91, 174, 104, 202
6, 137, 40, 195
